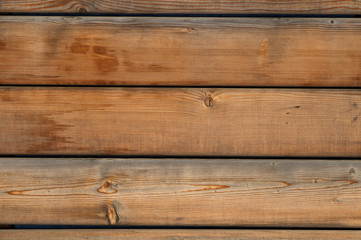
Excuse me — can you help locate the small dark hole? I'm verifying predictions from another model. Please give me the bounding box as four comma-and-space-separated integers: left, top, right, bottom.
330, 20, 335, 24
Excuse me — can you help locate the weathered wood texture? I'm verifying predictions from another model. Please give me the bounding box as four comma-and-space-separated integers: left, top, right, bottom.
1, 0, 361, 14
1, 87, 361, 156
2, 229, 361, 240
1, 17, 361, 86
1, 158, 361, 227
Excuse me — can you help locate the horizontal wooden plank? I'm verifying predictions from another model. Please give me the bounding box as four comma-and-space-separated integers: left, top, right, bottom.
2, 229, 361, 240
1, 87, 361, 156
1, 158, 361, 226
1, 0, 361, 14
1, 17, 361, 86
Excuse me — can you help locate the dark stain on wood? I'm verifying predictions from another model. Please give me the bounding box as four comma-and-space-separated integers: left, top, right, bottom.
24, 113, 73, 154
94, 57, 119, 73
63, 65, 74, 72
122, 58, 134, 67
45, 24, 68, 57
92, 46, 119, 73
121, 50, 137, 72
70, 39, 90, 54
92, 46, 108, 55
0, 93, 14, 102
0, 40, 6, 50
352, 76, 361, 84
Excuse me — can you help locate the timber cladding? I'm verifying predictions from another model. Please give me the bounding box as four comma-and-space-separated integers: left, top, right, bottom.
0, 17, 361, 86
0, 0, 361, 239
1, 88, 361, 156
1, 158, 361, 226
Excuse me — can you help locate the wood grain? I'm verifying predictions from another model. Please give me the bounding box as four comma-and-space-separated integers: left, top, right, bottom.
1, 17, 361, 86
1, 158, 361, 226
1, 87, 361, 156
2, 229, 361, 240
1, 0, 361, 14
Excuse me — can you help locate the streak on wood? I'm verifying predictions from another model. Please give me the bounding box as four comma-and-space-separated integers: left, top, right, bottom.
1, 158, 361, 227
1, 87, 361, 156
0, 0, 361, 14
2, 229, 361, 239
1, 17, 361, 86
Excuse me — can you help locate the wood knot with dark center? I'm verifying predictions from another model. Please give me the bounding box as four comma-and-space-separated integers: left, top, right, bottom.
78, 7, 88, 13
204, 96, 214, 107
97, 180, 118, 194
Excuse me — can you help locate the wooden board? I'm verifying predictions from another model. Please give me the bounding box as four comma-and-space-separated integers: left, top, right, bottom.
1, 0, 361, 14
1, 17, 361, 86
1, 158, 361, 227
2, 229, 361, 240
1, 87, 361, 156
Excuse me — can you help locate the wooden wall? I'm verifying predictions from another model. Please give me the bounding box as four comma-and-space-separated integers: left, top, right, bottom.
1, 0, 361, 239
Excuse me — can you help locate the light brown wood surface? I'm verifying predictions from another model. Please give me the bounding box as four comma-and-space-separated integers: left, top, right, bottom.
1, 158, 361, 227
1, 0, 361, 14
2, 229, 361, 240
1, 17, 361, 86
1, 87, 361, 156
